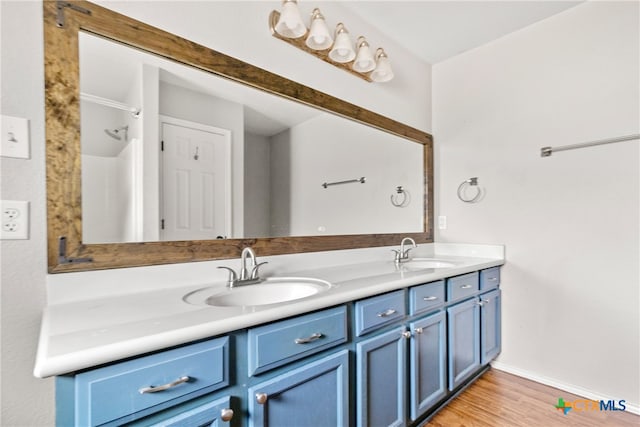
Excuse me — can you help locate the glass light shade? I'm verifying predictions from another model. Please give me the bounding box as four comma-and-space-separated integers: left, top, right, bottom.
275, 0, 307, 39
305, 9, 333, 50
370, 50, 394, 82
352, 37, 375, 73
328, 24, 355, 63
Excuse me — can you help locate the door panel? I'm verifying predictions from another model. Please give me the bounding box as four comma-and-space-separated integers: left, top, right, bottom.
356, 326, 406, 427
409, 311, 446, 420
161, 120, 230, 240
447, 298, 480, 391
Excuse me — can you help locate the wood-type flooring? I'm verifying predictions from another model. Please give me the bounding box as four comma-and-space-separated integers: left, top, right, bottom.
426, 369, 639, 427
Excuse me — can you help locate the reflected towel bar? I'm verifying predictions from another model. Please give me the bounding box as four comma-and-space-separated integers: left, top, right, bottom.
322, 177, 366, 188
541, 133, 639, 157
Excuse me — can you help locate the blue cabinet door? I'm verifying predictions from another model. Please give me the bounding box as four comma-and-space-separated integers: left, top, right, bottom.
409, 311, 446, 421
356, 326, 406, 427
480, 289, 502, 364
447, 298, 480, 391
248, 350, 349, 427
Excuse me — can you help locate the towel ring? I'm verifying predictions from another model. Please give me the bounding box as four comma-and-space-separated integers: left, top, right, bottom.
457, 177, 481, 203
391, 186, 410, 207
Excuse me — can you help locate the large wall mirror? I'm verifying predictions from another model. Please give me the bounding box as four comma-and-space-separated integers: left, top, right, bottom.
44, 0, 433, 273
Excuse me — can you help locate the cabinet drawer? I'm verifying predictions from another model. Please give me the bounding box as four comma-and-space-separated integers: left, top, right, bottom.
355, 290, 406, 336
409, 281, 445, 315
248, 305, 348, 376
75, 337, 229, 426
480, 267, 501, 290
447, 272, 479, 303
147, 395, 232, 427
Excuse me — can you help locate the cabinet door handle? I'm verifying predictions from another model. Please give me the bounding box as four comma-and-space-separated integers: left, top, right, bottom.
294, 332, 323, 344
488, 277, 498, 281
460, 284, 473, 289
139, 376, 190, 394
402, 331, 412, 339
220, 408, 234, 422
415, 327, 423, 334
423, 296, 438, 301
377, 308, 397, 317
256, 393, 268, 405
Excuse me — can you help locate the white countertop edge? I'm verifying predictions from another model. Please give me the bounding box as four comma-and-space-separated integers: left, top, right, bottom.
34, 254, 504, 378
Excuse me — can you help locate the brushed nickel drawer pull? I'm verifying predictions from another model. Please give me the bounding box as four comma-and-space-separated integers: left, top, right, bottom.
423, 296, 438, 301
460, 284, 473, 289
256, 392, 268, 404
139, 376, 190, 394
294, 332, 323, 344
488, 277, 498, 281
377, 309, 397, 318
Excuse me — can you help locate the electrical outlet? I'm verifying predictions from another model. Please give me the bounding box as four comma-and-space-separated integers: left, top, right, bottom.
1, 115, 30, 159
1, 200, 29, 239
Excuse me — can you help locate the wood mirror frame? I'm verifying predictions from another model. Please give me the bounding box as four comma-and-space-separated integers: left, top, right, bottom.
44, 0, 434, 273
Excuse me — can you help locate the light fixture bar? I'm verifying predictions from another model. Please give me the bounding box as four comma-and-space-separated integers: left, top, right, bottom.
269, 10, 374, 82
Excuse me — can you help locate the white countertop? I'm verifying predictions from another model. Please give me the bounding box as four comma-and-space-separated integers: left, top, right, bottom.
34, 243, 504, 378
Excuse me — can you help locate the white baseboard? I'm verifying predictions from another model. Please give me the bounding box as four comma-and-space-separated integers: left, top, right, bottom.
490, 361, 640, 416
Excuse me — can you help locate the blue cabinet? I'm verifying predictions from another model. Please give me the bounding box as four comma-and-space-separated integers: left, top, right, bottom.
408, 311, 447, 421
480, 289, 502, 364
55, 266, 501, 427
447, 297, 480, 391
356, 326, 407, 427
248, 350, 349, 427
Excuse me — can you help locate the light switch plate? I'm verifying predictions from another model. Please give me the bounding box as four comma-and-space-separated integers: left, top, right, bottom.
1, 200, 29, 239
438, 215, 447, 230
1, 115, 30, 159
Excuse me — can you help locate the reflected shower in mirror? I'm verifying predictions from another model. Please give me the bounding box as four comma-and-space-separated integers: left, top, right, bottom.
79, 31, 424, 244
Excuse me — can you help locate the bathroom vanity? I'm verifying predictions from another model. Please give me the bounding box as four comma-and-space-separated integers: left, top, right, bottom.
38, 3, 503, 426
37, 246, 503, 427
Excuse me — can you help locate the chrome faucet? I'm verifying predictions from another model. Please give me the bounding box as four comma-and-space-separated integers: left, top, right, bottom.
218, 247, 268, 287
392, 237, 417, 264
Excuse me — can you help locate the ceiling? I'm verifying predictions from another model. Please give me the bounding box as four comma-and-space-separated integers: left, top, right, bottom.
341, 1, 584, 64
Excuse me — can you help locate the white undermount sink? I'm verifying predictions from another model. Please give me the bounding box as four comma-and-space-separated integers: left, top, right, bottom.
183, 277, 332, 307
399, 258, 457, 270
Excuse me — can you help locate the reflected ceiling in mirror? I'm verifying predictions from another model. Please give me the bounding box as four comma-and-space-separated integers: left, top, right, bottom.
79, 32, 424, 244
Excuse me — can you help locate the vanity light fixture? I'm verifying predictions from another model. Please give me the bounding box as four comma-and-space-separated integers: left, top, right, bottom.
274, 0, 307, 39
352, 37, 376, 73
305, 8, 332, 50
370, 48, 394, 83
269, 2, 393, 83
328, 23, 356, 63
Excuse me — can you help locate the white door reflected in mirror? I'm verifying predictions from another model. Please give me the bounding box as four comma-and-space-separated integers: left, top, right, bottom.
160, 118, 231, 241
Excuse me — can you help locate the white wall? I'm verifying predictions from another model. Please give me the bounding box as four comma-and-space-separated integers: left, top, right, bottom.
434, 1, 639, 409
0, 2, 431, 426
271, 113, 424, 236
0, 2, 55, 426
244, 132, 271, 237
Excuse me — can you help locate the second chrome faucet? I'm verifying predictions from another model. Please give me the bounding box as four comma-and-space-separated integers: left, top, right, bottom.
218, 247, 268, 287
